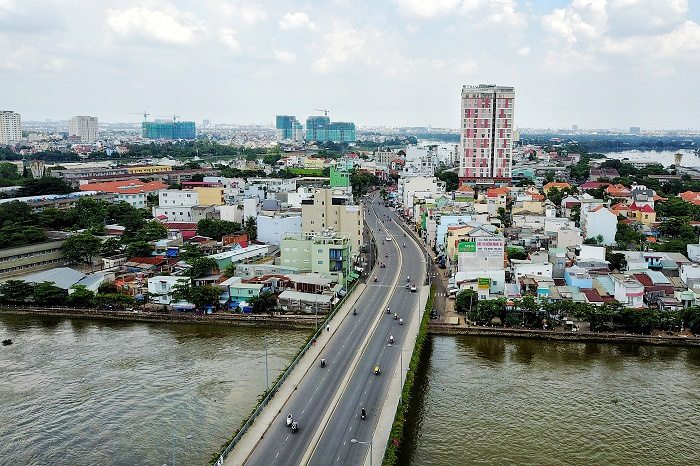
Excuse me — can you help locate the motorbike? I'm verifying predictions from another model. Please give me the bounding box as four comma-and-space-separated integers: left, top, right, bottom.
386, 307, 390, 314
403, 243, 406, 248
389, 335, 394, 344
320, 358, 326, 368
374, 365, 380, 375
374, 276, 378, 282
353, 308, 357, 315
407, 276, 410, 282
399, 318, 403, 325
405, 284, 409, 290
361, 408, 367, 420
385, 253, 388, 258
286, 414, 293, 427
291, 421, 298, 434
394, 313, 398, 320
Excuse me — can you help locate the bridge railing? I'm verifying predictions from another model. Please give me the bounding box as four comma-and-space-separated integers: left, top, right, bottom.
215, 278, 360, 464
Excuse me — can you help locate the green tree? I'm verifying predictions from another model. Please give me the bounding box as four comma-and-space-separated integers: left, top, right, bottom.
0, 224, 47, 248
0, 162, 21, 180
606, 251, 627, 272
178, 243, 204, 262
17, 177, 73, 196
615, 221, 644, 248
223, 263, 237, 278
135, 221, 168, 242
32, 282, 68, 305
456, 289, 478, 314
437, 169, 459, 192
187, 285, 222, 310
67, 285, 95, 308
0, 280, 33, 303
100, 237, 123, 256
187, 257, 218, 278
0, 200, 35, 228
497, 207, 512, 228
62, 233, 103, 264
507, 248, 528, 260
73, 197, 108, 229
243, 216, 257, 241
197, 219, 241, 240
249, 291, 277, 315
124, 241, 153, 258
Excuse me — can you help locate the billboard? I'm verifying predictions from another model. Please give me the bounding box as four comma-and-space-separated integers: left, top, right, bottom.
458, 241, 476, 252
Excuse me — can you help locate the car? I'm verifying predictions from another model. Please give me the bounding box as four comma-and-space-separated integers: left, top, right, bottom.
410, 284, 417, 292
385, 236, 391, 241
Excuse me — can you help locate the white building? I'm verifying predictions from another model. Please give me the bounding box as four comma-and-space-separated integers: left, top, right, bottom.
611, 274, 645, 309
220, 198, 258, 224
511, 259, 553, 282
257, 214, 302, 246
69, 116, 99, 142
458, 84, 515, 186
0, 110, 21, 145
582, 206, 617, 246
152, 189, 199, 222
398, 176, 445, 214
148, 275, 191, 305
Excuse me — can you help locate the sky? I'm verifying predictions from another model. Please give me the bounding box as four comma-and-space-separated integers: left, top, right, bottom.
1, 0, 699, 130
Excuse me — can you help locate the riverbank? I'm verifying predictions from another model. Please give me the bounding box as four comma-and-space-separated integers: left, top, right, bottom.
428, 323, 700, 347
0, 306, 318, 330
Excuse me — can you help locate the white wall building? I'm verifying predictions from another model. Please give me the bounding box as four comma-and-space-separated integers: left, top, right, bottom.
398, 176, 445, 214
511, 260, 553, 282
152, 189, 199, 222
148, 276, 191, 305
582, 206, 617, 246
257, 214, 302, 246
0, 110, 21, 145
69, 116, 99, 142
611, 274, 645, 309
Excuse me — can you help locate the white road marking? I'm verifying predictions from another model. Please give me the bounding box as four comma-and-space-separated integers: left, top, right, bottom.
276, 452, 280, 458
302, 408, 306, 414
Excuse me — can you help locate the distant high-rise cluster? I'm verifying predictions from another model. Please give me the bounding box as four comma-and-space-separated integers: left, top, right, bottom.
142, 121, 196, 139
458, 84, 515, 188
275, 114, 356, 143
276, 115, 304, 142
0, 110, 22, 145
69, 115, 99, 142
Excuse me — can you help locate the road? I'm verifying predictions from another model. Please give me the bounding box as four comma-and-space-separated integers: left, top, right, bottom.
243, 197, 427, 466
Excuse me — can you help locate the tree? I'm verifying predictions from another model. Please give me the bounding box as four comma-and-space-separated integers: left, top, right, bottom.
187, 257, 218, 278
243, 216, 258, 241
0, 200, 35, 228
170, 279, 192, 303
17, 177, 73, 196
67, 285, 95, 308
100, 237, 123, 256
0, 224, 48, 248
73, 197, 108, 230
188, 285, 222, 310
497, 207, 512, 228
615, 221, 644, 248
0, 280, 33, 303
249, 291, 277, 315
606, 251, 627, 272
437, 170, 459, 192
223, 263, 237, 278
135, 221, 168, 242
197, 219, 241, 240
0, 162, 21, 180
124, 241, 153, 258
32, 282, 68, 305
507, 248, 528, 260
456, 289, 478, 314
62, 233, 103, 264
178, 243, 204, 262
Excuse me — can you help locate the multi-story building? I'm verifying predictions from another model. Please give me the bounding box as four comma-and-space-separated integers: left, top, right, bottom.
0, 110, 21, 145
152, 189, 199, 222
0, 241, 68, 278
301, 188, 363, 256
142, 121, 196, 139
280, 231, 352, 285
458, 84, 515, 188
276, 115, 304, 142
305, 116, 356, 142
69, 116, 99, 142
80, 180, 167, 208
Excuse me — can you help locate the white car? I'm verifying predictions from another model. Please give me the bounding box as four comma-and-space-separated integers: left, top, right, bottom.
385, 236, 391, 241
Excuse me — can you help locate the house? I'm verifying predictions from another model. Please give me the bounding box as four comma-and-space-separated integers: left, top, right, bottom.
564, 266, 593, 289
589, 168, 619, 181
679, 191, 700, 206
543, 182, 571, 194
628, 203, 656, 226
606, 184, 632, 199
610, 202, 629, 218
611, 273, 645, 309
582, 206, 617, 245
454, 185, 475, 203
147, 275, 192, 305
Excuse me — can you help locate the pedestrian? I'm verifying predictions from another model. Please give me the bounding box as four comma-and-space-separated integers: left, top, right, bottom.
312, 338, 316, 346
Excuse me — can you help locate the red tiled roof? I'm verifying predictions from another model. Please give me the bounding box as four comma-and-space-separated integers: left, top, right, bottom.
580, 182, 610, 189
80, 180, 167, 194
161, 222, 198, 230
632, 273, 654, 287
128, 257, 166, 265
582, 289, 604, 302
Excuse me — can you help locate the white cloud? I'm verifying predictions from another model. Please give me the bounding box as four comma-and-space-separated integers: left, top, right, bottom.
218, 28, 241, 53
106, 7, 199, 44
392, 0, 466, 18
279, 12, 315, 30
273, 50, 296, 63
406, 23, 420, 34
312, 26, 369, 73
607, 0, 688, 36
392, 0, 526, 28
219, 2, 268, 25
0, 36, 66, 71
517, 46, 530, 56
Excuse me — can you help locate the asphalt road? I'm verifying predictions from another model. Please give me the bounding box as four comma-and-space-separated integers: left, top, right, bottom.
244, 198, 426, 466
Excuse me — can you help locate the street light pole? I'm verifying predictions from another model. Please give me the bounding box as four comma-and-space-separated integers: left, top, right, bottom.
350, 438, 373, 466
264, 336, 269, 390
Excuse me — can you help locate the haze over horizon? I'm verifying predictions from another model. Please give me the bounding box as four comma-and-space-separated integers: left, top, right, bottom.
2, 0, 699, 131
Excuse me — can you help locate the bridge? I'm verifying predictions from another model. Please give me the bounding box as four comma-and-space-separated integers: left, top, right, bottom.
224, 198, 428, 465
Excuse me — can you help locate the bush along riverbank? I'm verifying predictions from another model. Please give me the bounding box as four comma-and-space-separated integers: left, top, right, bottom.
382, 285, 435, 466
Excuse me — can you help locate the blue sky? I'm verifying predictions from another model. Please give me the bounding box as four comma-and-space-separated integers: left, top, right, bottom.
1, 0, 699, 131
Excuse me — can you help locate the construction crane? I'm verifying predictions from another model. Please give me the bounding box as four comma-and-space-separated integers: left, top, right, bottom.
314, 108, 329, 116
157, 114, 180, 123
128, 111, 150, 122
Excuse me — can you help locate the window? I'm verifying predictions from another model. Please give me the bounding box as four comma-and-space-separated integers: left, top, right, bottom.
318, 261, 323, 264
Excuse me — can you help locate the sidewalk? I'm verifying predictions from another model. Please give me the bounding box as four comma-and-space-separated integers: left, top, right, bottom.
224, 284, 366, 466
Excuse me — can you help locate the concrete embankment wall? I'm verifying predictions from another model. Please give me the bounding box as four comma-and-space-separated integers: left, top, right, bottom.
0, 307, 316, 330
428, 324, 700, 347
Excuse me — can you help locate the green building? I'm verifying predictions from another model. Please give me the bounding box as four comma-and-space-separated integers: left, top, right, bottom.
142, 121, 196, 140
330, 165, 350, 188
280, 231, 354, 286
276, 115, 304, 141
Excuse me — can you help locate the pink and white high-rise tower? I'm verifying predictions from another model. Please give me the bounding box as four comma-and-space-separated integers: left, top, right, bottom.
458, 84, 515, 188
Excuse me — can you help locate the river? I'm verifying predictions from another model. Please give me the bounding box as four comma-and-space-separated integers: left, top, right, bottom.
0, 315, 309, 465
602, 149, 700, 168
401, 335, 700, 465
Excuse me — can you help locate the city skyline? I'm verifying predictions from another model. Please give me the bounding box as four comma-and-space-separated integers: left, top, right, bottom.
1, 1, 699, 130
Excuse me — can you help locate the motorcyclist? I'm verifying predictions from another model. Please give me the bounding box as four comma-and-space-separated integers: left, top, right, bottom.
389, 335, 394, 343
407, 275, 410, 282
353, 308, 357, 315
374, 276, 378, 282
394, 313, 398, 320
403, 243, 406, 248
386, 306, 390, 314
291, 421, 298, 433
361, 407, 367, 419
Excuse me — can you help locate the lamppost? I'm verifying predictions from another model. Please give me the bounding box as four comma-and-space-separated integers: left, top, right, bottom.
350, 438, 373, 466
386, 342, 403, 403
264, 336, 269, 391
